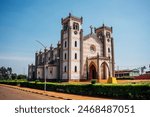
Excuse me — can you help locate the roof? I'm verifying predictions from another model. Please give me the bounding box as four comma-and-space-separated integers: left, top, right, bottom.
83, 33, 98, 40
61, 13, 83, 24
115, 69, 139, 74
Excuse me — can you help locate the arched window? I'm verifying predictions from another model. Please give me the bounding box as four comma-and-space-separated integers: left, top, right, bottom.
64, 66, 66, 72
106, 32, 111, 38
64, 41, 67, 48
90, 45, 96, 54
75, 66, 77, 72
64, 53, 67, 60
75, 53, 77, 59
73, 22, 79, 30
63, 23, 68, 31
108, 48, 110, 53
75, 41, 77, 47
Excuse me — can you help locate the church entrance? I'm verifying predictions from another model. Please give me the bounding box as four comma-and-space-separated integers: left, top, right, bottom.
100, 62, 109, 79
89, 64, 97, 80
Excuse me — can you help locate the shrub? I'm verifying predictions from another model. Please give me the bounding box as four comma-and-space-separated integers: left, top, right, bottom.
91, 79, 96, 84
0, 80, 150, 99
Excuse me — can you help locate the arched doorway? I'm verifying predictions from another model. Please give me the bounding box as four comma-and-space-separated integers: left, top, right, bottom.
89, 64, 97, 80
100, 62, 110, 79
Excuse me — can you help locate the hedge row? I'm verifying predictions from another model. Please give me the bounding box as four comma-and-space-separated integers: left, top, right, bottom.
0, 81, 150, 99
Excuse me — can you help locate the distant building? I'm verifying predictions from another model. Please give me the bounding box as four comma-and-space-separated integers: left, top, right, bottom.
134, 71, 150, 80
28, 13, 115, 82
146, 71, 150, 74
115, 69, 140, 78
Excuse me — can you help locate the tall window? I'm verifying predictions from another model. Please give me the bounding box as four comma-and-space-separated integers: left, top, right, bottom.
108, 48, 110, 53
75, 41, 77, 47
75, 66, 77, 72
73, 22, 79, 30
106, 32, 110, 38
64, 41, 67, 48
64, 66, 66, 72
64, 53, 67, 60
63, 23, 68, 31
75, 53, 77, 59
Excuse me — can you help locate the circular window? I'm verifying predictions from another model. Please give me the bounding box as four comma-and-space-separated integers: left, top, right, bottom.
90, 45, 96, 54
74, 31, 78, 35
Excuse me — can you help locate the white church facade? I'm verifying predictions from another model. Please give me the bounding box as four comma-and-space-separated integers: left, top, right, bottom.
28, 13, 115, 82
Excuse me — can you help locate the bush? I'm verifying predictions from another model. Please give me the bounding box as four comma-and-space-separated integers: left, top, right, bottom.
0, 80, 150, 99
91, 79, 96, 84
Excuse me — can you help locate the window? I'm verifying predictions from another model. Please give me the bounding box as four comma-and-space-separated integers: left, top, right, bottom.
75, 53, 77, 59
64, 41, 67, 48
63, 23, 68, 31
90, 45, 96, 54
75, 41, 77, 47
73, 22, 79, 30
107, 38, 110, 42
106, 32, 111, 38
75, 66, 77, 72
98, 32, 103, 39
64, 66, 66, 72
64, 53, 67, 60
108, 48, 110, 53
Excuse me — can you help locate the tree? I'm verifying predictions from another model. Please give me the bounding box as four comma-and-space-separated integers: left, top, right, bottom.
17, 74, 27, 79
11, 73, 17, 80
0, 66, 8, 78
0, 66, 13, 79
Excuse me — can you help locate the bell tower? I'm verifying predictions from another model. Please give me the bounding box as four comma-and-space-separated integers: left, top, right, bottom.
60, 13, 83, 81
95, 24, 115, 77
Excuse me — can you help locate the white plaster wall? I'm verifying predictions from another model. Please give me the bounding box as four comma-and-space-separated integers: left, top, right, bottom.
62, 62, 68, 79
63, 32, 68, 39
63, 39, 68, 49
47, 66, 58, 79
71, 50, 80, 60
71, 39, 80, 48
70, 62, 80, 72
37, 68, 43, 79
82, 36, 102, 78
71, 73, 80, 79
63, 50, 68, 60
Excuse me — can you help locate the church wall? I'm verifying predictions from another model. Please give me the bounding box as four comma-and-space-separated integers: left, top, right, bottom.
82, 37, 102, 79
53, 48, 58, 60
37, 67, 43, 79
62, 62, 68, 79
47, 66, 58, 79
31, 14, 115, 82
99, 60, 110, 79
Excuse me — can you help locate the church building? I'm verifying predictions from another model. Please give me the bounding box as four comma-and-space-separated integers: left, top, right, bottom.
28, 13, 115, 82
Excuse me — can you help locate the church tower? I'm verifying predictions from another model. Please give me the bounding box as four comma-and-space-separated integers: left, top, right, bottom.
95, 24, 115, 78
60, 13, 83, 81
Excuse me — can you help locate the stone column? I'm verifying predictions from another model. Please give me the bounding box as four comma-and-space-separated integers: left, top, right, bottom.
111, 38, 115, 77
80, 29, 83, 80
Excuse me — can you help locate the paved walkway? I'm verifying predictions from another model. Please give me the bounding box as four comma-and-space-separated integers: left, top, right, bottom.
0, 84, 111, 100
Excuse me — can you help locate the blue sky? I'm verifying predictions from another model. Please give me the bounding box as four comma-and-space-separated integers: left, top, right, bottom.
0, 0, 150, 74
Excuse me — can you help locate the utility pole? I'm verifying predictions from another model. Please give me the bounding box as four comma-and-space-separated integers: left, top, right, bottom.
35, 40, 47, 91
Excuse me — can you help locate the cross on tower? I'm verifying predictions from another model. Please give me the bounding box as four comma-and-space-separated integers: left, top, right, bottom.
90, 25, 93, 34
